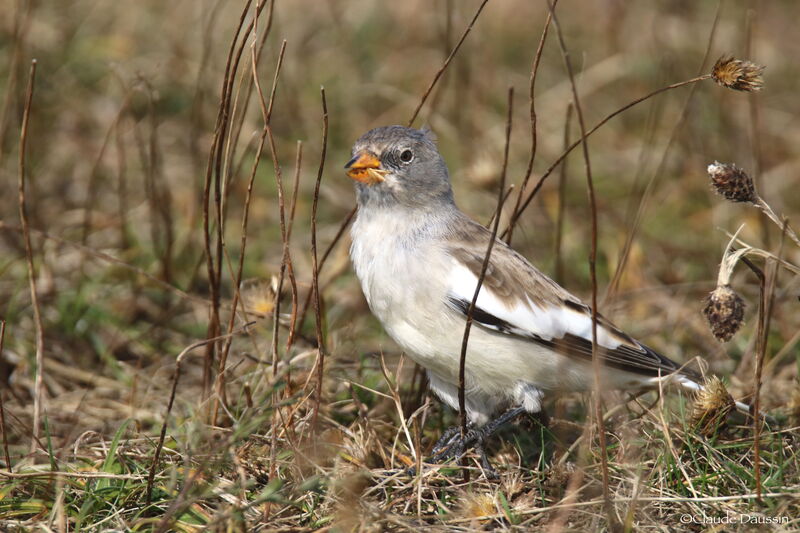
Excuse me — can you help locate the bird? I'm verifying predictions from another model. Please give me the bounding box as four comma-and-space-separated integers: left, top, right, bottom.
345, 125, 737, 475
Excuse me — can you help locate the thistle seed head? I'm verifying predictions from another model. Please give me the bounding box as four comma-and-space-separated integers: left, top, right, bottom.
712, 55, 765, 92
707, 161, 757, 203
459, 492, 496, 521
690, 376, 736, 437
702, 285, 745, 342
241, 277, 278, 316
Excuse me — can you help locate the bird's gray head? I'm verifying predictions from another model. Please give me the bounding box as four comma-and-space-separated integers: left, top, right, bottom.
345, 125, 454, 209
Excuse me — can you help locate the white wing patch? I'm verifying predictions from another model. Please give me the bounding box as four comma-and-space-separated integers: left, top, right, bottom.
447, 262, 622, 350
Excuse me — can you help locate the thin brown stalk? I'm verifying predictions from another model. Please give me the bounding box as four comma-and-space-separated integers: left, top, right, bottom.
0, 0, 32, 163
745, 7, 768, 247
739, 255, 766, 501
546, 2, 613, 524
145, 323, 253, 505
203, 0, 273, 406
605, 2, 721, 302
310, 87, 329, 426
262, 42, 294, 496
262, 119, 288, 487
18, 59, 44, 452
502, 74, 712, 240
222, 0, 275, 197
201, 0, 255, 405
284, 140, 303, 353
286, 141, 303, 248
423, 0, 454, 121
296, 206, 357, 336
114, 111, 131, 250
0, 320, 10, 472
457, 86, 513, 481
741, 221, 784, 502
407, 0, 490, 126
130, 83, 174, 285
213, 38, 288, 425
505, 0, 556, 245
188, 0, 225, 179
147, 90, 174, 284
265, 42, 299, 349
213, 127, 267, 426
754, 198, 800, 249
265, 120, 291, 366
554, 104, 573, 284
485, 184, 515, 227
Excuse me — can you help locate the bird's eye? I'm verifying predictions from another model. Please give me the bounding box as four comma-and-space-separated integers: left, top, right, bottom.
399, 149, 414, 164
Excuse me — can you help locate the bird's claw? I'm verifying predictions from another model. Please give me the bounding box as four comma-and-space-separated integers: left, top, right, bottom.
423, 425, 498, 478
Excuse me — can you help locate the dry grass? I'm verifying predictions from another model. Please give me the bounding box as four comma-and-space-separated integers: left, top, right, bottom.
2, 1, 800, 531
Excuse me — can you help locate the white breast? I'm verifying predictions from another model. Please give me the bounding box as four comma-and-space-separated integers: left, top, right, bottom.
349, 208, 453, 363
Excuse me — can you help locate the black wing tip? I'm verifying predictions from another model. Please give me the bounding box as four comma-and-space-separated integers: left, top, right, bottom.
447, 295, 701, 381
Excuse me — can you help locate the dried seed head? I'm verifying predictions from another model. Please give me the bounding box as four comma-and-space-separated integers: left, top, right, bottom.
459, 492, 496, 521
707, 161, 757, 203
703, 285, 746, 342
711, 55, 765, 92
690, 376, 735, 436
241, 277, 278, 316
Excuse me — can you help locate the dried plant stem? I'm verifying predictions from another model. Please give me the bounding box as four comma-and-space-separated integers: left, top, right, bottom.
606, 4, 720, 301
213, 39, 288, 425
378, 355, 417, 461
283, 140, 303, 382
145, 323, 253, 505
407, 0, 490, 126
547, 2, 613, 523
739, 255, 765, 501
0, 0, 31, 159
743, 222, 785, 502
754, 197, 800, 249
503, 74, 712, 239
265, 120, 291, 371
0, 320, 10, 472
506, 0, 556, 246
457, 87, 513, 481
202, 0, 254, 405
554, 103, 573, 284
310, 87, 329, 426
213, 128, 266, 425
485, 184, 515, 227
296, 206, 357, 336
261, 43, 294, 496
266, 43, 299, 350
18, 60, 44, 453
220, 0, 275, 215
745, 8, 768, 246
114, 111, 131, 249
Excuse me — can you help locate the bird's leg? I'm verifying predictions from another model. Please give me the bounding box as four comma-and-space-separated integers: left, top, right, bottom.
473, 441, 498, 479
479, 406, 530, 438
431, 424, 470, 456
407, 423, 474, 476
427, 406, 533, 469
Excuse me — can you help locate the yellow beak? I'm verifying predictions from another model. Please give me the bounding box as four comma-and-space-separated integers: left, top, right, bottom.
345, 151, 386, 185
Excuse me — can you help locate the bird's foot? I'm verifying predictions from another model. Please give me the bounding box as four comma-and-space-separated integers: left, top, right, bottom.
410, 407, 543, 478
426, 425, 498, 478
430, 423, 471, 456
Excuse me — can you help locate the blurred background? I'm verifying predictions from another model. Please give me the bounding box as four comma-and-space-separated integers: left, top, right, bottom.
1, 0, 799, 528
